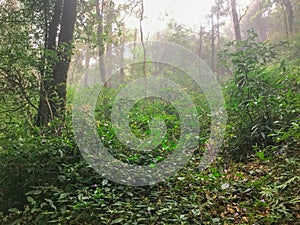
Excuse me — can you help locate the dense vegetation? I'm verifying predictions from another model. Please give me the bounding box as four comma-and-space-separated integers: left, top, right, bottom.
0, 0, 299, 224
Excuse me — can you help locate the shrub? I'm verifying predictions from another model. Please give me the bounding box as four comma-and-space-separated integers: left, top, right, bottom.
220, 31, 299, 161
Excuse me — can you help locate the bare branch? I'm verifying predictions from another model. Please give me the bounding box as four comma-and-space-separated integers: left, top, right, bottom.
239, 3, 251, 22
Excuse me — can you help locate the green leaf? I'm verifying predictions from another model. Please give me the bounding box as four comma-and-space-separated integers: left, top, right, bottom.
111, 218, 124, 224
102, 179, 108, 186
8, 208, 19, 213
45, 198, 57, 210
27, 196, 36, 205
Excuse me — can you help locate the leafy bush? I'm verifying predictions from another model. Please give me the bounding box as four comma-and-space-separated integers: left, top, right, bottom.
0, 120, 78, 213
220, 31, 300, 160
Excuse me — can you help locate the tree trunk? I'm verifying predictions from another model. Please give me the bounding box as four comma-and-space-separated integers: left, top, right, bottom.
52, 0, 77, 115
211, 11, 215, 72
37, 0, 63, 126
84, 47, 90, 86
105, 1, 114, 87
95, 0, 106, 86
198, 25, 203, 58
119, 41, 125, 83
281, 0, 294, 35
140, 0, 147, 91
48, 0, 63, 50
216, 5, 221, 75
130, 28, 138, 76
283, 7, 290, 40
37, 0, 77, 126
230, 0, 242, 41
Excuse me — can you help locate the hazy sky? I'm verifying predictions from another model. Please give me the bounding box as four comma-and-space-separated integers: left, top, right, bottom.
121, 0, 216, 35
118, 0, 252, 36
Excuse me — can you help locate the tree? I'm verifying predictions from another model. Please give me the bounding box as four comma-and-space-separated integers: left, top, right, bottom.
198, 25, 204, 58
37, 0, 77, 126
140, 0, 146, 80
241, 0, 269, 42
95, 0, 106, 85
282, 0, 294, 34
211, 8, 216, 72
280, 0, 294, 39
230, 0, 242, 41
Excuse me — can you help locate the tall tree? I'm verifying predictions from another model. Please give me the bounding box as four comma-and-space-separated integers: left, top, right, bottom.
198, 25, 204, 58
230, 0, 242, 41
37, 0, 77, 126
130, 28, 138, 76
95, 0, 106, 85
118, 23, 126, 83
139, 0, 147, 96
104, 0, 115, 87
140, 0, 146, 79
53, 0, 77, 111
281, 0, 294, 36
211, 8, 216, 72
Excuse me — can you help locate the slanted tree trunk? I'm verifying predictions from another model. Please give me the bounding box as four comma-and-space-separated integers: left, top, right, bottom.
230, 0, 242, 41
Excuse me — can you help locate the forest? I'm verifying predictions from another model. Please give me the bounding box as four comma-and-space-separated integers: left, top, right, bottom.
0, 0, 299, 224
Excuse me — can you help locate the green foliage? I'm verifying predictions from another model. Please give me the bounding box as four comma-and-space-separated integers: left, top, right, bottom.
220, 31, 300, 160
1, 0, 300, 224
1, 140, 299, 224
258, 155, 300, 223
1, 31, 299, 225
92, 82, 211, 167
96, 96, 182, 166
0, 88, 299, 224
0, 119, 78, 213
